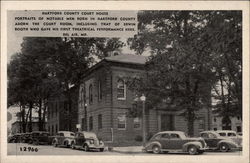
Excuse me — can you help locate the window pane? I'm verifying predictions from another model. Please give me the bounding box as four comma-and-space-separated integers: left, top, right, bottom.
89, 116, 93, 130
117, 114, 126, 129
133, 117, 141, 129
98, 114, 102, 129
117, 79, 125, 99
89, 84, 93, 104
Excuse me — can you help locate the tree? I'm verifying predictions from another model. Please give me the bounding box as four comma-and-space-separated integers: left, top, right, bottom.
207, 11, 242, 127
8, 37, 124, 132
127, 11, 241, 136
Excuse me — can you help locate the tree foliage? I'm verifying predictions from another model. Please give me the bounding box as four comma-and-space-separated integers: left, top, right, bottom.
8, 37, 124, 132
127, 11, 242, 135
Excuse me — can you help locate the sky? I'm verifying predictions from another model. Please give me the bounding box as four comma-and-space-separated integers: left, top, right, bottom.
7, 37, 139, 63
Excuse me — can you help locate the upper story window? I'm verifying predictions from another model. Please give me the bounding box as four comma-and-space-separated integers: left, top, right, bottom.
98, 80, 102, 101
89, 84, 93, 104
117, 79, 126, 100
81, 88, 84, 106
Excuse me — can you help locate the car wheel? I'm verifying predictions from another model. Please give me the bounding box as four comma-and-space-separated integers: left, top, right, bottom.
71, 142, 75, 149
198, 150, 204, 154
52, 139, 58, 147
99, 148, 104, 152
152, 145, 161, 154
219, 143, 229, 152
64, 141, 69, 147
84, 144, 89, 152
33, 139, 39, 145
188, 145, 198, 155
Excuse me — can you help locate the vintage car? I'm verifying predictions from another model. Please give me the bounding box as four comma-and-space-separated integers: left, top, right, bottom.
71, 131, 105, 152
216, 130, 242, 149
8, 133, 22, 143
21, 133, 32, 143
143, 131, 207, 155
200, 131, 241, 152
28, 131, 50, 145
52, 131, 75, 147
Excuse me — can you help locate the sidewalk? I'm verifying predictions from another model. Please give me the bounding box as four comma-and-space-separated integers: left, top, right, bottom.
111, 146, 143, 154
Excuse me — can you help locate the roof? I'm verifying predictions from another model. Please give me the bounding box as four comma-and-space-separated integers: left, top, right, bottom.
104, 54, 148, 65
216, 130, 236, 133
156, 131, 185, 135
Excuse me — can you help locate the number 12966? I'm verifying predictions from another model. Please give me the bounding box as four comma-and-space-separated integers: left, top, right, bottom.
20, 147, 38, 152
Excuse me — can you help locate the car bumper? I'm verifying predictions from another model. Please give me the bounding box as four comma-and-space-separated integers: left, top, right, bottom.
88, 145, 105, 149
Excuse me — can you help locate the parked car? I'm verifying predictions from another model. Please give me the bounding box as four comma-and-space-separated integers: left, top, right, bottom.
21, 133, 32, 143
215, 130, 242, 150
28, 131, 50, 145
52, 131, 75, 147
200, 131, 241, 152
8, 133, 22, 143
143, 131, 207, 155
71, 131, 105, 152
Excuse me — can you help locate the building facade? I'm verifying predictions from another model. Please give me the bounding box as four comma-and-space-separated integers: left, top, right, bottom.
47, 86, 79, 135
78, 54, 212, 143
211, 115, 242, 133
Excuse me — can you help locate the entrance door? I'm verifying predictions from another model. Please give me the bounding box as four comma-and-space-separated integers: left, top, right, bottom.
161, 114, 174, 131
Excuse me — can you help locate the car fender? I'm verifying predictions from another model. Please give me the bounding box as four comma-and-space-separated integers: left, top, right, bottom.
144, 141, 162, 151
183, 141, 202, 152
217, 140, 238, 148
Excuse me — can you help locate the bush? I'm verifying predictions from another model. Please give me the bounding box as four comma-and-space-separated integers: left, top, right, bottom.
134, 135, 142, 142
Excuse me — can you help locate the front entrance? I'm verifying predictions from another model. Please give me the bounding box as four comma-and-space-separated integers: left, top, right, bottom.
161, 114, 174, 131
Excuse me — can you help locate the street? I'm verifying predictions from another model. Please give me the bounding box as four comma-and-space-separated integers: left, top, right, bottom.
8, 143, 242, 156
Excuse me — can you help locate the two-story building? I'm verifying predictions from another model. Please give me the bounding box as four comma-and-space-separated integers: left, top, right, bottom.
78, 54, 212, 143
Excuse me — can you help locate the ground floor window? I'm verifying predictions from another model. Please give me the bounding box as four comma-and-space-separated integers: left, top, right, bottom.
81, 118, 85, 130
133, 117, 141, 129
117, 114, 126, 130
237, 126, 242, 132
98, 114, 102, 129
198, 117, 205, 131
89, 116, 93, 131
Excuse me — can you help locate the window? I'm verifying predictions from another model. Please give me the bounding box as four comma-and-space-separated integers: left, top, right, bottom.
52, 125, 54, 135
89, 84, 93, 104
133, 117, 141, 129
218, 132, 226, 136
198, 117, 205, 131
81, 88, 84, 106
228, 132, 236, 137
170, 134, 180, 139
201, 133, 208, 138
98, 114, 102, 129
214, 128, 217, 131
161, 133, 170, 139
89, 116, 93, 130
117, 79, 126, 100
56, 124, 58, 133
213, 118, 216, 122
237, 126, 242, 132
98, 80, 102, 101
117, 114, 126, 130
48, 126, 50, 133
81, 118, 85, 130
208, 133, 216, 138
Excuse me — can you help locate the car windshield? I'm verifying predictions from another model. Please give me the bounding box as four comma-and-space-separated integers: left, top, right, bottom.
228, 132, 236, 136
83, 132, 97, 139
218, 132, 226, 136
